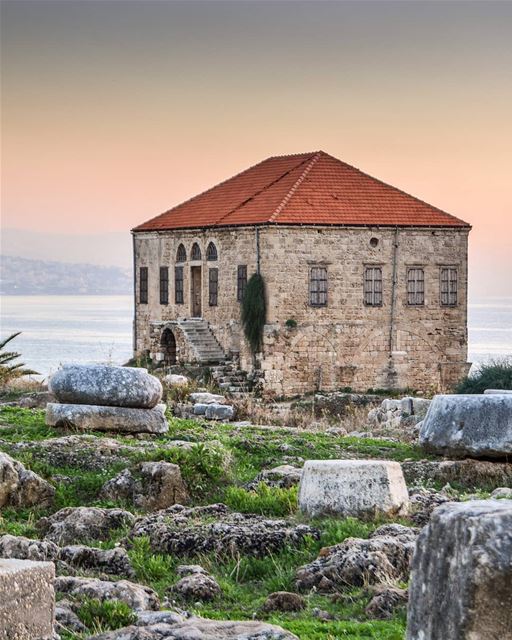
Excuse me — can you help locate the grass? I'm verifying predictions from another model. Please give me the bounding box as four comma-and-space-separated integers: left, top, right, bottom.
0, 405, 420, 639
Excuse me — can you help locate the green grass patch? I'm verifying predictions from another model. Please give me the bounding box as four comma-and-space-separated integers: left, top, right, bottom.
223, 484, 298, 517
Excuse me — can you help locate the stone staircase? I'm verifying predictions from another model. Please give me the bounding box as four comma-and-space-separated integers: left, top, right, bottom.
211, 361, 254, 396
178, 319, 226, 364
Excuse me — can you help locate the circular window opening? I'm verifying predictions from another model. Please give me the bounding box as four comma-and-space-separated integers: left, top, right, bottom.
370, 237, 379, 248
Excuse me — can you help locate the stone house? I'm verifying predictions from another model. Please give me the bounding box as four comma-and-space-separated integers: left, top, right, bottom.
132, 151, 471, 396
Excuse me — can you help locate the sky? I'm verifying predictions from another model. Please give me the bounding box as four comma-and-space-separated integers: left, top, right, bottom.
1, 0, 511, 295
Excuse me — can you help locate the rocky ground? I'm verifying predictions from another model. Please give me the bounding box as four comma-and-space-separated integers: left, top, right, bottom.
1, 394, 511, 640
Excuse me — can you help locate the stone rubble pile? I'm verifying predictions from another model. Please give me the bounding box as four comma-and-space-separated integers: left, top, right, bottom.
46, 364, 168, 434
174, 390, 236, 421
368, 397, 431, 435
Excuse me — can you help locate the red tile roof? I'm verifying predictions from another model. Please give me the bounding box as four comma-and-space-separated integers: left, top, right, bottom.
133, 151, 470, 231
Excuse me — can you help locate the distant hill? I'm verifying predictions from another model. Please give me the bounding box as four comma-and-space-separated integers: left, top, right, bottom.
0, 255, 132, 295
1, 228, 131, 269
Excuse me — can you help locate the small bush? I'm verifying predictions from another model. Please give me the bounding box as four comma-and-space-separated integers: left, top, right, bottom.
77, 598, 136, 633
285, 318, 297, 329
456, 358, 512, 394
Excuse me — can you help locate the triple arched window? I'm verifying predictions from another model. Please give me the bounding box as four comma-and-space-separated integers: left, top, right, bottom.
206, 242, 218, 261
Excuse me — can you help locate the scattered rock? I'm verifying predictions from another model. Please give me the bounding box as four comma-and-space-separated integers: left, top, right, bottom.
37, 507, 135, 545
55, 576, 160, 611
0, 452, 55, 509
484, 388, 512, 394
298, 460, 409, 518
0, 535, 59, 562
262, 591, 306, 612
419, 393, 512, 459
7, 434, 133, 471
193, 403, 208, 416
365, 586, 408, 619
46, 402, 169, 434
164, 374, 189, 386
491, 487, 512, 499
311, 608, 335, 621
246, 465, 302, 490
49, 364, 162, 408
17, 392, 54, 409
176, 564, 207, 576
189, 392, 227, 405
87, 617, 298, 639
58, 545, 134, 577
204, 403, 235, 421
402, 458, 512, 491
296, 524, 418, 592
130, 503, 319, 557
173, 571, 222, 601
101, 462, 189, 512
55, 599, 87, 633
408, 489, 454, 526
407, 500, 512, 639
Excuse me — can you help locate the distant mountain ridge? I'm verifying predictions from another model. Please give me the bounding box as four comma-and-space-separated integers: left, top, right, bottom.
1, 255, 132, 295
1, 228, 131, 269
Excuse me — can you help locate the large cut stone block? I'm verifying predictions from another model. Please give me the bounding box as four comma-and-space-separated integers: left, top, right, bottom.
406, 500, 512, 640
298, 460, 409, 518
0, 558, 55, 639
49, 364, 162, 408
419, 394, 512, 458
46, 403, 168, 434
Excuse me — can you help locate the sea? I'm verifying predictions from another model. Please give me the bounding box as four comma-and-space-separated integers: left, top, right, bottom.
1, 295, 511, 380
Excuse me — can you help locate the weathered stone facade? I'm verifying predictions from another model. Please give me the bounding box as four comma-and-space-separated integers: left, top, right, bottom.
133, 223, 469, 396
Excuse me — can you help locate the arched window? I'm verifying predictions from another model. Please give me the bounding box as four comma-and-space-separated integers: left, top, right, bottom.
176, 244, 186, 263
191, 242, 201, 261
206, 242, 218, 261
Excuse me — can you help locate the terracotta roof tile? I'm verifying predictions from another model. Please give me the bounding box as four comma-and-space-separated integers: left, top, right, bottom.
133, 151, 470, 231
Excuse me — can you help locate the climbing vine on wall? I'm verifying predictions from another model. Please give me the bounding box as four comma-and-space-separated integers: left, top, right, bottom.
241, 273, 266, 354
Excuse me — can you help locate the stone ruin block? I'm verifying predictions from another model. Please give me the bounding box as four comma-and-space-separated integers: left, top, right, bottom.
406, 500, 512, 640
46, 402, 168, 434
419, 393, 512, 458
0, 558, 55, 639
298, 460, 409, 518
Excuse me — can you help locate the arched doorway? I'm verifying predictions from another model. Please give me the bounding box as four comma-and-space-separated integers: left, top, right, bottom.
161, 328, 177, 365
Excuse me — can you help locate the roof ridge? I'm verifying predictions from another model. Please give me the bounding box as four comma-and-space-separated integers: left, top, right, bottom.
319, 152, 469, 226
132, 154, 304, 232
269, 152, 322, 223
212, 153, 317, 227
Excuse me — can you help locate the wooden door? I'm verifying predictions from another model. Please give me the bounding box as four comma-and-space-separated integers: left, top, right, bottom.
191, 266, 202, 317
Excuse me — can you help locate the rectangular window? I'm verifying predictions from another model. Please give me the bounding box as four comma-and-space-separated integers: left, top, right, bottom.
209, 268, 218, 306
139, 267, 148, 304
237, 265, 247, 302
309, 266, 328, 307
175, 266, 184, 304
364, 267, 383, 306
159, 267, 169, 305
407, 268, 425, 305
440, 267, 458, 306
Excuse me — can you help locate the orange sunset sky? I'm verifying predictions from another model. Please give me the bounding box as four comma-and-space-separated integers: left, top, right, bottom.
1, 0, 511, 296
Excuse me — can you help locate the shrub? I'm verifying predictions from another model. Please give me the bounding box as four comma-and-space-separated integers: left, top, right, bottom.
456, 358, 512, 394
77, 598, 136, 632
0, 333, 38, 386
285, 318, 297, 329
241, 273, 266, 353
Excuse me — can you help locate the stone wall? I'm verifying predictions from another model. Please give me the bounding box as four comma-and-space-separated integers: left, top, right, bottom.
133, 224, 469, 395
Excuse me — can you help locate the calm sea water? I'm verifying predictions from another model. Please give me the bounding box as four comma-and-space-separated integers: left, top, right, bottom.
1, 295, 511, 380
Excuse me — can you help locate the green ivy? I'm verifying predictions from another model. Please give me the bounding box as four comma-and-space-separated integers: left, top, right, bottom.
241, 273, 266, 353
